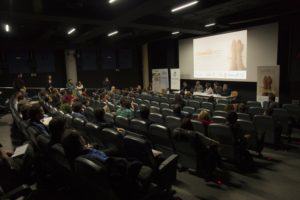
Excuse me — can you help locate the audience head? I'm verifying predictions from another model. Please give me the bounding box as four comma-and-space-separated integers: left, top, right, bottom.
181, 117, 194, 131
18, 73, 23, 78
105, 77, 109, 82
94, 108, 105, 122
140, 106, 150, 120
173, 104, 182, 116
227, 111, 238, 125
223, 84, 228, 91
198, 110, 210, 121
49, 117, 66, 144
120, 97, 131, 109
29, 103, 44, 122
72, 102, 83, 113
48, 75, 52, 80
268, 93, 276, 102
62, 130, 86, 161
195, 81, 200, 85
205, 82, 211, 89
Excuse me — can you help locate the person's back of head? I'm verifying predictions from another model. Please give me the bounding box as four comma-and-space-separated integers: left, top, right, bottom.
181, 117, 194, 131
140, 106, 150, 120
19, 103, 32, 120
29, 103, 44, 122
173, 104, 182, 116
198, 110, 210, 121
49, 117, 66, 145
227, 111, 238, 125
94, 108, 105, 122
72, 102, 83, 113
62, 130, 86, 162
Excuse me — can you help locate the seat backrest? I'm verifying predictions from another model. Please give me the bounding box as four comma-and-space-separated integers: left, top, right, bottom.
208, 123, 234, 159
27, 126, 40, 147
151, 101, 160, 107
84, 122, 102, 145
253, 115, 275, 144
272, 108, 289, 120
115, 116, 130, 129
123, 135, 155, 168
160, 96, 169, 103
143, 100, 150, 107
211, 116, 227, 124
182, 106, 195, 114
191, 120, 205, 134
107, 102, 115, 112
188, 100, 200, 109
218, 99, 229, 104
36, 134, 51, 154
237, 112, 251, 121
135, 98, 143, 105
201, 102, 214, 111
149, 113, 164, 124
165, 116, 181, 131
161, 108, 174, 117
247, 101, 262, 108
237, 119, 255, 134
64, 114, 73, 128
160, 102, 170, 109
150, 106, 160, 114
50, 144, 72, 172
215, 103, 227, 111
149, 124, 173, 151
104, 113, 115, 124
248, 107, 265, 117
130, 119, 148, 135
84, 107, 95, 122
72, 117, 86, 130
101, 128, 125, 156
213, 110, 228, 118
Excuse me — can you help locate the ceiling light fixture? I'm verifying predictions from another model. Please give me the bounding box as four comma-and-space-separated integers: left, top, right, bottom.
109, 0, 117, 4
205, 23, 216, 27
171, 1, 199, 13
4, 24, 10, 32
67, 28, 76, 35
172, 31, 180, 35
107, 30, 119, 37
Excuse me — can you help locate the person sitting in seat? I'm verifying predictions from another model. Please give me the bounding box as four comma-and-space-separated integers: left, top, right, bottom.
48, 117, 66, 147
94, 108, 114, 129
139, 106, 151, 125
173, 93, 185, 108
173, 104, 183, 118
194, 81, 203, 92
221, 84, 231, 96
29, 103, 49, 136
71, 101, 87, 121
205, 82, 214, 95
266, 93, 278, 110
116, 97, 134, 119
196, 110, 213, 136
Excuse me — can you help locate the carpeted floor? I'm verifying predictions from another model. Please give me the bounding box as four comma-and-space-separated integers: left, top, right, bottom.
1, 114, 300, 200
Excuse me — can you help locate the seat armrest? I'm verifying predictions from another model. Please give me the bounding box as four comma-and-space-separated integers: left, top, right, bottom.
158, 154, 178, 189
1, 184, 32, 200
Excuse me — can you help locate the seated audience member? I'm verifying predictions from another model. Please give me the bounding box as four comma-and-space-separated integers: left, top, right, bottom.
182, 81, 189, 91
19, 103, 32, 121
136, 85, 142, 94
76, 81, 84, 95
173, 104, 183, 118
63, 90, 74, 104
205, 82, 214, 95
174, 93, 185, 108
266, 93, 278, 110
71, 102, 87, 121
81, 88, 88, 97
221, 84, 231, 96
14, 91, 25, 111
66, 79, 75, 92
139, 106, 150, 124
194, 81, 203, 92
50, 88, 61, 107
94, 108, 114, 129
60, 98, 72, 114
13, 73, 25, 92
29, 103, 49, 136
48, 117, 66, 147
196, 110, 213, 135
116, 97, 134, 119
102, 77, 111, 91
213, 82, 222, 94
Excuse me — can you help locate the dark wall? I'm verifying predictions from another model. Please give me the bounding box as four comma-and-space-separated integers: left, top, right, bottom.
0, 49, 66, 88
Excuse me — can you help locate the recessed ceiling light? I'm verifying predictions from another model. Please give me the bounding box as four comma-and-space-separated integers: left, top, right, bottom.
172, 31, 180, 35
171, 1, 199, 13
107, 30, 119, 37
67, 28, 76, 35
205, 23, 216, 27
109, 0, 117, 4
4, 24, 10, 32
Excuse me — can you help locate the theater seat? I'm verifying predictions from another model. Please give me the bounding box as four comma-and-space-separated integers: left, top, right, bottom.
254, 115, 276, 145
84, 107, 95, 122
84, 122, 103, 145
248, 107, 265, 117
151, 101, 160, 107
161, 108, 174, 117
160, 102, 170, 109
115, 116, 130, 129
215, 103, 227, 111
36, 134, 51, 154
72, 117, 86, 131
208, 123, 234, 161
149, 113, 164, 125
211, 116, 227, 124
237, 112, 251, 121
201, 102, 214, 112
165, 116, 181, 131
130, 118, 148, 136
237, 119, 259, 152
104, 112, 115, 124
191, 120, 205, 134
272, 108, 291, 137
183, 106, 195, 114
101, 128, 125, 156
149, 124, 175, 156
213, 110, 228, 118
247, 101, 262, 108
188, 100, 200, 109
150, 106, 160, 114
64, 114, 73, 128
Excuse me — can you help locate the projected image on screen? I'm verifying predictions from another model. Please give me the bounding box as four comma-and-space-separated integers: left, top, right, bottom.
193, 30, 247, 80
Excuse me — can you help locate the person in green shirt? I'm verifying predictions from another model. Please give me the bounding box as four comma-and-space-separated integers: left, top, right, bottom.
116, 97, 134, 119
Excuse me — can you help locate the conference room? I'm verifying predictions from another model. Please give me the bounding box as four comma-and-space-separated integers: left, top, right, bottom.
0, 0, 300, 200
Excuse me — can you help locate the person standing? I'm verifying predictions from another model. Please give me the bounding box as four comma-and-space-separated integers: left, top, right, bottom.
46, 75, 53, 91
66, 79, 75, 92
102, 77, 111, 91
13, 73, 25, 91
76, 81, 84, 95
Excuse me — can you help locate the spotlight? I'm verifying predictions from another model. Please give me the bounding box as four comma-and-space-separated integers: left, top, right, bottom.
172, 31, 180, 35
4, 24, 10, 32
107, 30, 119, 37
205, 23, 216, 28
67, 28, 76, 35
171, 1, 199, 13
109, 0, 117, 4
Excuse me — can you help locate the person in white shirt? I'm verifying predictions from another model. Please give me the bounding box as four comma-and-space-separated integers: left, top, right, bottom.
194, 81, 203, 92
205, 82, 214, 95
76, 81, 84, 95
